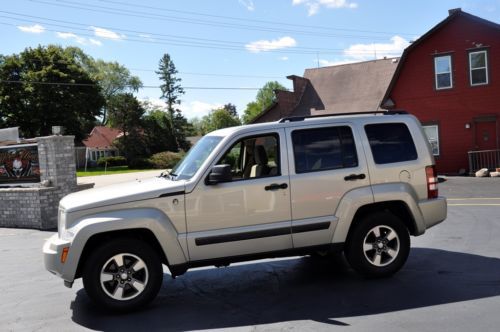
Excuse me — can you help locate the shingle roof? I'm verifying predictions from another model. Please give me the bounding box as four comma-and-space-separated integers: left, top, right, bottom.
82, 126, 122, 149
302, 57, 399, 115
251, 57, 399, 123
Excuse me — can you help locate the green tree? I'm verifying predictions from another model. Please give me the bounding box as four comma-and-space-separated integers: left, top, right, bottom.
89, 60, 142, 125
223, 103, 238, 117
65, 47, 143, 125
156, 53, 190, 151
201, 107, 241, 133
142, 107, 178, 154
107, 93, 147, 161
242, 81, 286, 124
0, 45, 104, 141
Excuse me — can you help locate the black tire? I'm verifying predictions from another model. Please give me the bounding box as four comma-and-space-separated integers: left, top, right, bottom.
82, 238, 163, 312
345, 211, 410, 278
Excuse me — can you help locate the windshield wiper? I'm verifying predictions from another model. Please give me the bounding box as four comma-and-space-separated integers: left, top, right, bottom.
159, 170, 177, 181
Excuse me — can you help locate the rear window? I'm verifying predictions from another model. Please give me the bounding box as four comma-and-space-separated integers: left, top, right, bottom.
365, 123, 418, 164
292, 126, 358, 173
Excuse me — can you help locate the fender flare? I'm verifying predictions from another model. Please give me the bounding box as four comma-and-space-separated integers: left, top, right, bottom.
332, 183, 425, 244
61, 208, 187, 282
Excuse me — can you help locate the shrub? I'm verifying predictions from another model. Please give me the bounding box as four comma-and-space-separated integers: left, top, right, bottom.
128, 158, 154, 169
96, 156, 127, 167
149, 151, 185, 169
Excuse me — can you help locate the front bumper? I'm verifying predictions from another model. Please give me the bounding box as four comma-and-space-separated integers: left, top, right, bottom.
419, 196, 447, 229
43, 234, 72, 284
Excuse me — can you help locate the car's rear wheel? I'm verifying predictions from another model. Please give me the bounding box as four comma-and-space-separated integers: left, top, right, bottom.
82, 238, 163, 311
345, 211, 410, 278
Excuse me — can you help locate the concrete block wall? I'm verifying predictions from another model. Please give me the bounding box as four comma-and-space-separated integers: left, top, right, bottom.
0, 135, 88, 230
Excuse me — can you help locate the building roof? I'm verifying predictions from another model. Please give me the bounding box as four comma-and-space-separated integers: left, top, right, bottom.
251, 57, 399, 123
381, 8, 500, 108
303, 57, 399, 114
82, 126, 122, 149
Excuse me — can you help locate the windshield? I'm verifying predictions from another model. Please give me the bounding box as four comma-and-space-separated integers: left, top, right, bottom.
170, 135, 223, 180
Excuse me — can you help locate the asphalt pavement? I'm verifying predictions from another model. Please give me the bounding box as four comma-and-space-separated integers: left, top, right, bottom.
1, 176, 499, 331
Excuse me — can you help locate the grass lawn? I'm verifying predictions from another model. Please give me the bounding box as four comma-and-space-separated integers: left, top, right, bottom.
77, 166, 156, 177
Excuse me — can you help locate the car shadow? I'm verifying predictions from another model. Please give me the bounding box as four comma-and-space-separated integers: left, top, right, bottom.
71, 248, 500, 330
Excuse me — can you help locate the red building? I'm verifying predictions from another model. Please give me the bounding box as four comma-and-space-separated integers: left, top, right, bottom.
382, 8, 500, 174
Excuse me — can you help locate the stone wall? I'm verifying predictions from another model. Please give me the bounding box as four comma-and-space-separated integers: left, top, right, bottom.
0, 135, 92, 230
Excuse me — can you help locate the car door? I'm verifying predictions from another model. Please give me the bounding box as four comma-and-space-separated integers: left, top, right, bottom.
185, 129, 292, 261
285, 123, 371, 248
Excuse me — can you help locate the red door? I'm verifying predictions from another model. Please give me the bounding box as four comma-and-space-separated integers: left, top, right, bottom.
475, 121, 498, 150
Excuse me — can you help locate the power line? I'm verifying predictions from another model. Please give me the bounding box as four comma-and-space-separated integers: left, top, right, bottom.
97, 0, 416, 36
27, 0, 414, 40
1, 20, 403, 55
0, 79, 260, 90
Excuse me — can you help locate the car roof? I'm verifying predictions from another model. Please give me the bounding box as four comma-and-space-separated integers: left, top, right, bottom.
207, 112, 417, 138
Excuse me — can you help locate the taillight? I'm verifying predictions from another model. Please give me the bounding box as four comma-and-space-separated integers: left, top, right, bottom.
426, 165, 438, 199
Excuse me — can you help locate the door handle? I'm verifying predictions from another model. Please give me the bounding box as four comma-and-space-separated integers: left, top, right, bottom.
344, 173, 366, 181
265, 183, 288, 191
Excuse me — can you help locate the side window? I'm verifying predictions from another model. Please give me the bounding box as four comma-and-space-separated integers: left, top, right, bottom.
469, 50, 488, 86
365, 123, 418, 164
292, 126, 358, 174
217, 134, 279, 180
434, 55, 453, 89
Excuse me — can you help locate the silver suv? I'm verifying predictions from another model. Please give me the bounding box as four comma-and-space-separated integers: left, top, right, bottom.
44, 111, 447, 311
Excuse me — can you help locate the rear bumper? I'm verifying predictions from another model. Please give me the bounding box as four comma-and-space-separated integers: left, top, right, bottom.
43, 234, 73, 284
419, 197, 447, 230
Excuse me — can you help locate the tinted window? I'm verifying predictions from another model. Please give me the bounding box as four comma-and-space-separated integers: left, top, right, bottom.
292, 126, 358, 173
365, 123, 418, 164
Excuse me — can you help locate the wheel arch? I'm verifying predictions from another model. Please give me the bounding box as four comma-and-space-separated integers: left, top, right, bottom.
62, 208, 188, 282
75, 228, 168, 279
346, 201, 418, 244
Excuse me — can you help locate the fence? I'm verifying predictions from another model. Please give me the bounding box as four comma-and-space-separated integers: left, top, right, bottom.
468, 149, 500, 173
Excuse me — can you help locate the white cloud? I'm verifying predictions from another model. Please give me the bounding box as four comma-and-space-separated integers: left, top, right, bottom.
55, 32, 102, 46
89, 38, 102, 46
17, 24, 45, 34
140, 98, 221, 119
279, 56, 289, 61
90, 26, 126, 40
138, 33, 154, 41
180, 101, 224, 119
238, 0, 255, 11
317, 59, 354, 66
316, 35, 409, 67
293, 0, 358, 16
246, 36, 297, 53
344, 35, 409, 60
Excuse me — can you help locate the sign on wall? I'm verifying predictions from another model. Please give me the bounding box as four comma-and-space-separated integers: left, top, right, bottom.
0, 144, 40, 184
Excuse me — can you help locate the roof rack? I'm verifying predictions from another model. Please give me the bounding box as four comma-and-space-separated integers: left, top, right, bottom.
278, 110, 408, 123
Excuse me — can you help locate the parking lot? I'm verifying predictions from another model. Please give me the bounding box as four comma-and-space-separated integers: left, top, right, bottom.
1, 176, 499, 331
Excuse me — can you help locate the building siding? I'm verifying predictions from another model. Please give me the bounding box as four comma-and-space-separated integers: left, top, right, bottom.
388, 14, 500, 174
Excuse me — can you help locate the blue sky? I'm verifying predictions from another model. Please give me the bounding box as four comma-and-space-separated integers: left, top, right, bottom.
2, 0, 499, 119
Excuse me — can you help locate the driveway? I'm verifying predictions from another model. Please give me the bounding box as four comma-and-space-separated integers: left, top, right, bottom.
1, 177, 499, 331
77, 170, 161, 188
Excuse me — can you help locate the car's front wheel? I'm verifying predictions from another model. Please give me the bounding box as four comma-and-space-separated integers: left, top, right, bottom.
82, 238, 163, 311
345, 211, 410, 278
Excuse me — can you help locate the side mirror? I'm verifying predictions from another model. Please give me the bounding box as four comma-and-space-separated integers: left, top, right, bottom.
206, 164, 232, 185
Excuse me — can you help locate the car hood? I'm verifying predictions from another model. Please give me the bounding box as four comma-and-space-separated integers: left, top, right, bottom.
60, 177, 185, 213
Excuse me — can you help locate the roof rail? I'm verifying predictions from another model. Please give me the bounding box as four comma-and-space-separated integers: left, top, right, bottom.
278, 110, 408, 123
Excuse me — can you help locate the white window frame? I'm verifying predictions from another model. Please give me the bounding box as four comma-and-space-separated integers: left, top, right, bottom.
434, 55, 453, 90
469, 50, 488, 86
423, 125, 440, 156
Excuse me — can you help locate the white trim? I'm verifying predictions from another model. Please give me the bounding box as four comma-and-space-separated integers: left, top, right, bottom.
0, 143, 37, 150
423, 125, 440, 156
434, 55, 453, 90
469, 50, 488, 86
